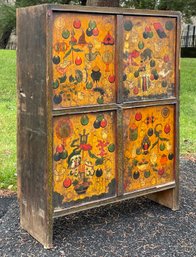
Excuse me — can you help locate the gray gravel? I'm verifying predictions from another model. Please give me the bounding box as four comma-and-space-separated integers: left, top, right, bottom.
0, 157, 196, 257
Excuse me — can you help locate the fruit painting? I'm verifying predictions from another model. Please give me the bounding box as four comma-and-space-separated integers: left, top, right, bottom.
123, 16, 176, 101
53, 111, 116, 206
52, 14, 116, 108
123, 105, 175, 192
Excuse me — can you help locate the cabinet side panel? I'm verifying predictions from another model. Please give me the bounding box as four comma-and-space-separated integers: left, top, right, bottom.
17, 6, 53, 248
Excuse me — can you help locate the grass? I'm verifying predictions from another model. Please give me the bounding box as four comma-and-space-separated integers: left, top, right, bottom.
180, 58, 196, 154
0, 50, 195, 190
0, 50, 17, 190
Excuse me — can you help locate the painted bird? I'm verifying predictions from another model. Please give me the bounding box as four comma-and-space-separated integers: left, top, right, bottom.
127, 50, 140, 66
56, 60, 71, 75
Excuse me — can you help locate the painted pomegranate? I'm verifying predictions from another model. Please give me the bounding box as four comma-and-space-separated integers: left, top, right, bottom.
164, 124, 171, 134
73, 19, 81, 29
56, 144, 64, 153
100, 118, 107, 128
135, 112, 142, 121
108, 75, 115, 83
75, 56, 82, 65
63, 178, 72, 188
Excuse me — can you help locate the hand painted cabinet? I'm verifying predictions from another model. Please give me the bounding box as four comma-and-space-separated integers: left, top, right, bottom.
17, 4, 181, 248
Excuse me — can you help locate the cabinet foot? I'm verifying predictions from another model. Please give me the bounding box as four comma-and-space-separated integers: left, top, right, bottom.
146, 188, 179, 211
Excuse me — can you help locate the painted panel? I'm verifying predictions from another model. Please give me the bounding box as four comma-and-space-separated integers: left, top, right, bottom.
53, 111, 116, 208
123, 105, 175, 193
52, 13, 116, 108
123, 16, 176, 101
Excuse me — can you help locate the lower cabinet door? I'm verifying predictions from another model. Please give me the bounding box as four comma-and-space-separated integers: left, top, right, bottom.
53, 111, 117, 209
123, 105, 175, 193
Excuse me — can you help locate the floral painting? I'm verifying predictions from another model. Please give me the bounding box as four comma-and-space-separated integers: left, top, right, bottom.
53, 111, 116, 205
123, 16, 176, 101
52, 13, 116, 108
123, 105, 175, 192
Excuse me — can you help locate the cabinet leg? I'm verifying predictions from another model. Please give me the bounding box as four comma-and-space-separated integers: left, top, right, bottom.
146, 187, 179, 211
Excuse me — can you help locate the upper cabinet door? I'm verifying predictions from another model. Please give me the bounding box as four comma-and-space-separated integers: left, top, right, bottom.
122, 16, 176, 102
52, 13, 116, 109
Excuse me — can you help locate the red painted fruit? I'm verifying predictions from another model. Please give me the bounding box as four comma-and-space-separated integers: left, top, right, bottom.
75, 56, 82, 65
73, 19, 81, 29
63, 178, 72, 188
158, 167, 165, 175
100, 118, 107, 128
150, 74, 154, 80
164, 124, 171, 134
108, 75, 115, 83
133, 86, 139, 95
92, 27, 99, 36
70, 36, 77, 44
56, 144, 64, 153
135, 112, 142, 121
164, 55, 169, 63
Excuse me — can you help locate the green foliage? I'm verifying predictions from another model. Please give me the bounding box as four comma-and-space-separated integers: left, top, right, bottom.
0, 0, 73, 48
120, 0, 196, 23
0, 3, 16, 32
0, 3, 16, 48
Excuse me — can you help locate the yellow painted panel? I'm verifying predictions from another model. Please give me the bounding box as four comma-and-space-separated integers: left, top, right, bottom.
123, 105, 175, 192
52, 13, 116, 108
53, 112, 116, 205
123, 16, 176, 100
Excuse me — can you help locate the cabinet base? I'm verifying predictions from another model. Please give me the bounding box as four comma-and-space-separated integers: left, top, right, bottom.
146, 187, 179, 211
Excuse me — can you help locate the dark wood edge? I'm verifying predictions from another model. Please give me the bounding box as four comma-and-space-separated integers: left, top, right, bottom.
17, 4, 181, 18
174, 102, 180, 207
52, 104, 119, 116
52, 4, 181, 17
174, 14, 181, 208
116, 15, 123, 104
52, 98, 178, 116
53, 181, 175, 218
121, 99, 177, 109
117, 108, 124, 196
175, 15, 181, 101
45, 6, 54, 247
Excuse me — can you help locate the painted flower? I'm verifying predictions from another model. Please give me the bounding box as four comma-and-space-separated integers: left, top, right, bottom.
103, 32, 114, 45
56, 118, 73, 140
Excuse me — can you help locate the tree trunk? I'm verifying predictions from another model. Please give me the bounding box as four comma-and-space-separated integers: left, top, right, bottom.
86, 0, 120, 7
0, 27, 13, 49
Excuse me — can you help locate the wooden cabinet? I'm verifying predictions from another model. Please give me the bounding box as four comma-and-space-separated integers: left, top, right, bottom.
17, 4, 181, 248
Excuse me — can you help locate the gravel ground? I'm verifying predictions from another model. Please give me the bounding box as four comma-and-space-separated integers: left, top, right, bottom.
0, 157, 196, 257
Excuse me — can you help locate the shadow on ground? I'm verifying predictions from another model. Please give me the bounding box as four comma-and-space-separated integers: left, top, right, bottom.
0, 158, 196, 257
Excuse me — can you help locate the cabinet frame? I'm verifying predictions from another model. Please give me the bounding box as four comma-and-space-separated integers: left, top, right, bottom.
17, 4, 181, 248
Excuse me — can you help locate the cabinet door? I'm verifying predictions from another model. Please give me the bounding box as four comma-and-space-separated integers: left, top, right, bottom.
123, 105, 175, 193
51, 10, 179, 210
122, 16, 176, 101
53, 111, 117, 208
52, 13, 116, 109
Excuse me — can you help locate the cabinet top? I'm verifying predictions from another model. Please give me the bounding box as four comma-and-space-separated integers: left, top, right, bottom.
17, 3, 181, 18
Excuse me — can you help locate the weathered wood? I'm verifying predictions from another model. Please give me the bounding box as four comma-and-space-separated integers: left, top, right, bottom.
86, 0, 120, 7
147, 188, 179, 210
17, 5, 53, 249
53, 181, 176, 218
17, 4, 180, 247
